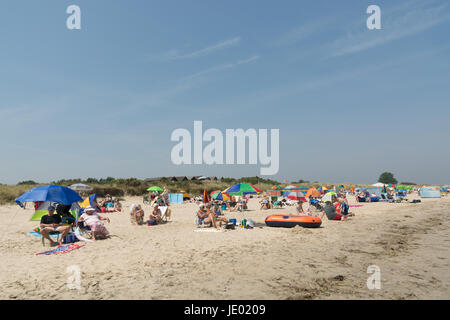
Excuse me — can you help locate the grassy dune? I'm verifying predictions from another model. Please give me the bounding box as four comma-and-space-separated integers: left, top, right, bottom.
0, 177, 372, 205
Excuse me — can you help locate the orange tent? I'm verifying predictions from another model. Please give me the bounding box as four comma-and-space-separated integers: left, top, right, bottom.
305, 187, 321, 198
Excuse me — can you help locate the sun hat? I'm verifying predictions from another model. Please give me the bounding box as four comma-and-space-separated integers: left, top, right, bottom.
85, 206, 96, 212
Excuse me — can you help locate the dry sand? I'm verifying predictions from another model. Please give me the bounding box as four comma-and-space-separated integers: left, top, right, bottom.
0, 194, 449, 300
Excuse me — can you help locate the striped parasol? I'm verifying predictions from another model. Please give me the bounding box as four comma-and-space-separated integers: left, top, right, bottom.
286, 191, 306, 201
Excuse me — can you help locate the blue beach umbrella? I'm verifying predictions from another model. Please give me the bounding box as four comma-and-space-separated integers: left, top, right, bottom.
15, 185, 83, 208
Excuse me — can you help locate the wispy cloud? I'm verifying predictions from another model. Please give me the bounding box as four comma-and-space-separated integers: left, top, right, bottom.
271, 19, 335, 47
182, 55, 260, 80
330, 1, 450, 57
161, 37, 241, 60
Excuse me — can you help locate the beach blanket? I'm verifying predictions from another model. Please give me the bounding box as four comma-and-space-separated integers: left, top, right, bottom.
194, 229, 223, 233
36, 243, 85, 256
28, 232, 59, 239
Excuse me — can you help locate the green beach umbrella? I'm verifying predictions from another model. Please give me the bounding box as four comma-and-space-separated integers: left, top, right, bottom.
147, 186, 163, 192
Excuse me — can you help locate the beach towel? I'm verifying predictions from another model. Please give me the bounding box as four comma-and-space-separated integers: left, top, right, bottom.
28, 232, 59, 239
36, 243, 85, 256
73, 227, 94, 242
194, 229, 223, 233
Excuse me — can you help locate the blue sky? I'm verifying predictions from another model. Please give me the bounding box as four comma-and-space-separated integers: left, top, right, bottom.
0, 0, 449, 185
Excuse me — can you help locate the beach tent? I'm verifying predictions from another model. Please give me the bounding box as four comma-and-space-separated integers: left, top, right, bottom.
419, 186, 442, 198
80, 194, 97, 208
305, 187, 321, 198
29, 202, 79, 221
168, 193, 184, 204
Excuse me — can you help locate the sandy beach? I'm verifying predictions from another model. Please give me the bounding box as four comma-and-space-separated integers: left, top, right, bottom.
0, 194, 449, 300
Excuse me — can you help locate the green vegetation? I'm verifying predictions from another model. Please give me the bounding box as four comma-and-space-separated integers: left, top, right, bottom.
0, 176, 374, 205
378, 172, 398, 184
17, 180, 38, 185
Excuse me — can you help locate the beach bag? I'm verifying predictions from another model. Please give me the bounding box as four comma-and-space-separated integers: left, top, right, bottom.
62, 232, 78, 244
245, 219, 255, 229
225, 222, 235, 230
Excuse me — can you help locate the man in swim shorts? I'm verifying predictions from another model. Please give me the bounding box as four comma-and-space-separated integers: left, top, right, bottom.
40, 205, 71, 246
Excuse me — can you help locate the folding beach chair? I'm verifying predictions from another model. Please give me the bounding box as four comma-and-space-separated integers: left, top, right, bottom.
159, 206, 172, 222
41, 230, 62, 246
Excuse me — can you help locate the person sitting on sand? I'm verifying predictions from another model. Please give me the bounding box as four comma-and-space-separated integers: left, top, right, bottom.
149, 203, 162, 224
206, 203, 228, 227
234, 196, 246, 212
114, 199, 122, 212
40, 205, 71, 246
78, 206, 110, 240
320, 201, 347, 221
197, 204, 213, 227
260, 197, 269, 210
338, 198, 354, 218
213, 201, 223, 216
130, 204, 145, 225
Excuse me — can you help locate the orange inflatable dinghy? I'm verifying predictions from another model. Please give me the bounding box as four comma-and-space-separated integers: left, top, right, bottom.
265, 214, 322, 228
